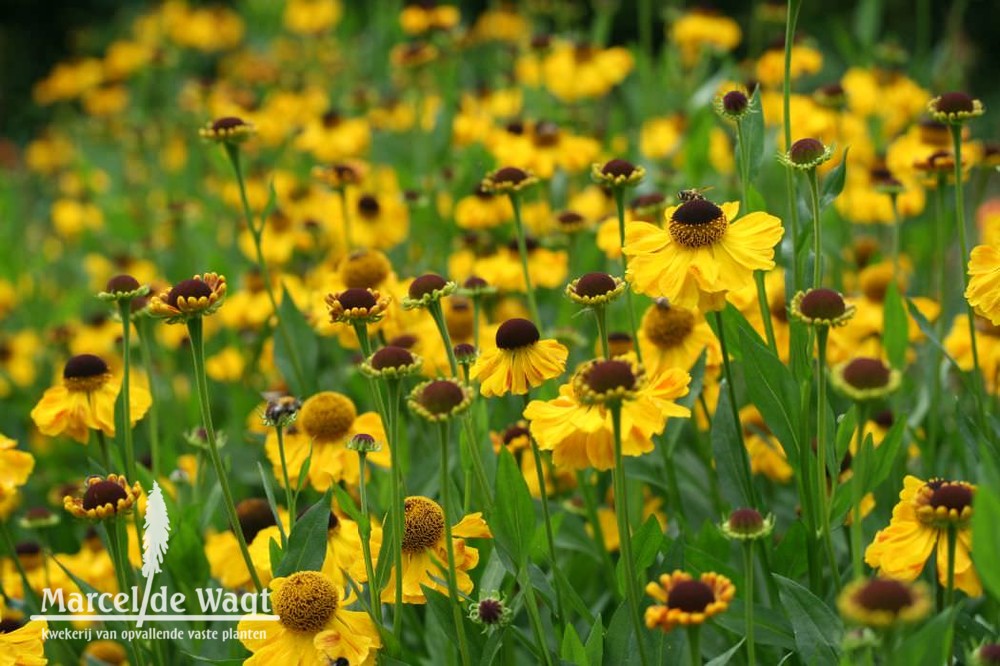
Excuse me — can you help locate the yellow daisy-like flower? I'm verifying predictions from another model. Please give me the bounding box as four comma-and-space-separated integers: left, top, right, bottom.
524, 360, 691, 470
624, 200, 784, 311
276, 393, 389, 491
0, 435, 34, 489
0, 615, 48, 665
645, 570, 735, 632
591, 159, 646, 188
865, 476, 981, 596
480, 166, 538, 195
837, 577, 932, 629
830, 357, 902, 402
239, 571, 381, 665
376, 496, 492, 604
206, 498, 287, 591
30, 354, 152, 444
966, 244, 1000, 325
64, 474, 142, 520
148, 273, 227, 323
637, 298, 722, 373
470, 318, 568, 397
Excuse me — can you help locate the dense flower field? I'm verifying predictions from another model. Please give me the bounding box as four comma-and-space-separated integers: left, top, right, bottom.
2, 1, 1000, 664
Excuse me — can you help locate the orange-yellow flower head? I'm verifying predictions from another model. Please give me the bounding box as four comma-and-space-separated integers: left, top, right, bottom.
966, 244, 1000, 325
64, 474, 142, 520
624, 199, 783, 310
838, 577, 931, 629
645, 570, 735, 632
149, 273, 227, 323
470, 318, 568, 397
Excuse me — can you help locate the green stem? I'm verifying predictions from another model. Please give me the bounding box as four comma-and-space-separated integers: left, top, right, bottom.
889, 194, 901, 280
945, 524, 957, 607
136, 317, 160, 477
520, 566, 555, 666
851, 402, 870, 580
744, 541, 756, 666
594, 305, 610, 359
428, 301, 460, 378
95, 429, 113, 472
275, 426, 296, 530
525, 398, 566, 630
610, 404, 650, 666
687, 625, 701, 666
186, 317, 263, 592
461, 412, 493, 510
438, 422, 472, 666
384, 378, 406, 642
509, 194, 541, 327
576, 470, 620, 598
356, 452, 382, 622
613, 188, 642, 364
117, 302, 137, 484
224, 145, 306, 393
807, 169, 823, 288
713, 310, 759, 508
816, 327, 840, 593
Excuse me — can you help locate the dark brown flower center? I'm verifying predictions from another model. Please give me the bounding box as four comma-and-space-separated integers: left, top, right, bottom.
842, 358, 891, 390
722, 90, 749, 115
502, 425, 530, 445
601, 159, 636, 178
574, 272, 617, 298
409, 273, 447, 299
854, 579, 913, 613
64, 354, 109, 379
929, 483, 973, 512
357, 194, 380, 219
167, 279, 212, 307
492, 166, 529, 185
106, 274, 140, 294
585, 360, 635, 393
211, 116, 247, 131
371, 346, 415, 370
388, 334, 418, 349
789, 138, 826, 165
82, 480, 128, 511
236, 498, 277, 543
495, 318, 540, 350
799, 288, 847, 320
418, 380, 465, 415
667, 580, 715, 613
477, 598, 504, 624
337, 288, 378, 310
557, 210, 585, 226
934, 91, 974, 114
728, 507, 764, 533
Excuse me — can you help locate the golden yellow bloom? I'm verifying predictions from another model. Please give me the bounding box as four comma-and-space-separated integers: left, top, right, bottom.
540, 42, 634, 103
670, 10, 741, 67
64, 474, 143, 520
400, 2, 460, 34
471, 318, 568, 396
30, 354, 152, 444
239, 571, 381, 665
741, 405, 793, 483
967, 244, 1000, 325
637, 299, 721, 373
283, 0, 342, 35
624, 200, 783, 311
865, 476, 981, 596
838, 577, 932, 629
149, 273, 227, 323
0, 616, 47, 665
325, 288, 391, 324
206, 499, 287, 591
375, 496, 492, 604
645, 570, 735, 632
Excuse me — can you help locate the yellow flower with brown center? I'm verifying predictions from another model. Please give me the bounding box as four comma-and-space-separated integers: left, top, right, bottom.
838, 577, 932, 629
30, 354, 152, 444
480, 166, 538, 195
831, 357, 902, 402
566, 272, 626, 307
624, 199, 783, 311
0, 614, 48, 665
637, 298, 722, 372
865, 476, 981, 596
644, 570, 735, 632
470, 318, 568, 397
199, 116, 256, 144
927, 91, 985, 125
375, 496, 492, 604
149, 273, 227, 323
591, 159, 645, 189
238, 570, 381, 665
966, 244, 1000, 326
64, 474, 142, 520
325, 287, 390, 324
338, 248, 394, 290
206, 498, 286, 591
274, 393, 389, 490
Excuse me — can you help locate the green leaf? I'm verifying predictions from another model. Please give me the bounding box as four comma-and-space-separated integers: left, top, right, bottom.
711, 385, 756, 507
561, 624, 589, 666
616, 515, 664, 591
893, 608, 958, 666
772, 520, 809, 580
775, 575, 842, 666
740, 328, 803, 464
257, 462, 287, 548
883, 282, 908, 369
268, 537, 282, 574
716, 601, 796, 650
744, 87, 766, 182
584, 613, 604, 666
490, 446, 537, 569
972, 485, 1000, 599
373, 507, 397, 594
820, 148, 850, 209
706, 638, 746, 666
332, 482, 364, 525
856, 417, 906, 493
273, 287, 319, 397
273, 489, 331, 577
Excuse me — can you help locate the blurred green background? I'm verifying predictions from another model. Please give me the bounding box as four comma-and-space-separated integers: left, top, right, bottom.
1, 0, 998, 141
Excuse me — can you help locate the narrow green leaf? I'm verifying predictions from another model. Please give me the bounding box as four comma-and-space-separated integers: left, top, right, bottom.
820, 148, 850, 209
711, 383, 755, 507
776, 575, 842, 666
257, 462, 287, 548
273, 489, 332, 577
584, 613, 604, 666
740, 328, 803, 464
560, 624, 589, 666
273, 287, 319, 396
490, 446, 536, 568
972, 485, 1000, 599
616, 515, 664, 591
706, 638, 746, 666
883, 282, 908, 369
893, 608, 958, 666
745, 87, 766, 182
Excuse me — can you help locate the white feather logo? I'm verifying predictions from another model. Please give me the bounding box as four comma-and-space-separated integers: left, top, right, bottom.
137, 481, 170, 627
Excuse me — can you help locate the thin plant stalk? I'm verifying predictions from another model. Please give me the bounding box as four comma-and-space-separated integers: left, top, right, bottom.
136, 317, 161, 477
815, 327, 840, 593
508, 194, 541, 327
806, 170, 824, 287
274, 426, 296, 530
687, 625, 701, 666
945, 524, 957, 607
94, 429, 113, 472
888, 194, 901, 279
850, 402, 869, 580
427, 302, 460, 378
520, 566, 555, 666
610, 403, 650, 666
712, 310, 759, 508
336, 188, 354, 252
186, 317, 263, 592
735, 119, 778, 353
437, 422, 472, 666
613, 189, 642, 363
594, 304, 610, 359
224, 146, 306, 392
355, 450, 382, 622
743, 541, 757, 666
524, 394, 567, 629
576, 470, 620, 597
384, 377, 406, 641
117, 302, 138, 484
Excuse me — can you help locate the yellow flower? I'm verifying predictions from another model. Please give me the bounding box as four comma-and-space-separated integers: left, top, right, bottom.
63, 474, 143, 520
645, 570, 735, 632
471, 318, 568, 396
376, 496, 492, 604
0, 616, 47, 665
0, 435, 34, 489
740, 406, 793, 483
149, 273, 227, 323
637, 299, 722, 373
30, 354, 152, 444
865, 476, 981, 596
206, 499, 288, 591
944, 314, 1000, 394
838, 577, 932, 629
283, 0, 342, 35
967, 244, 1000, 325
524, 360, 691, 470
540, 42, 634, 103
239, 571, 381, 665
624, 200, 783, 311
670, 10, 742, 67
